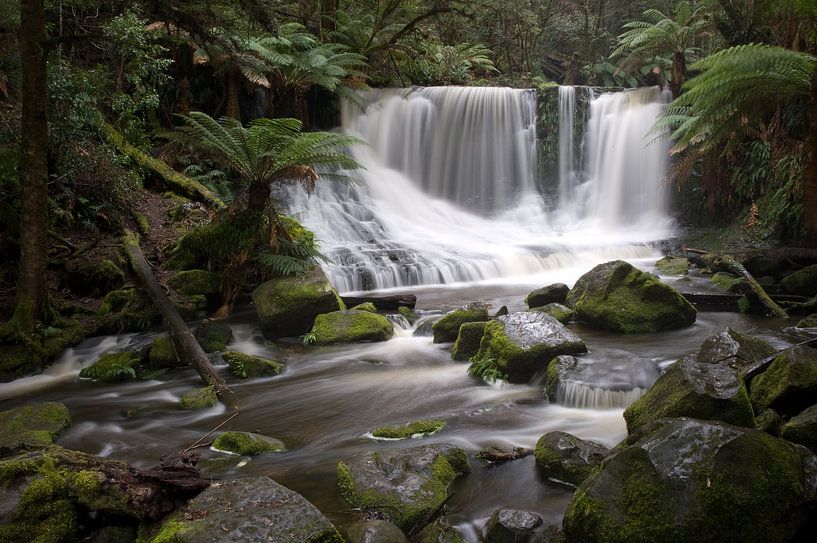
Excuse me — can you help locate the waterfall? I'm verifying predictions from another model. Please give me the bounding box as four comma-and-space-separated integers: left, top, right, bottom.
556, 381, 646, 409
282, 86, 673, 293
557, 85, 578, 207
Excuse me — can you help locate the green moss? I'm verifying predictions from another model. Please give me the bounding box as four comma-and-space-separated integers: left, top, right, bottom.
194, 323, 233, 353
148, 336, 186, 368
781, 405, 817, 452
711, 272, 742, 292
781, 264, 817, 296
654, 256, 689, 276
372, 419, 446, 439
147, 518, 185, 543
450, 321, 487, 361
222, 351, 283, 379
529, 303, 575, 324
310, 310, 393, 344
212, 431, 285, 456
750, 347, 817, 415
133, 211, 151, 235
431, 303, 489, 343
0, 403, 71, 454
398, 306, 418, 323
79, 351, 140, 382
96, 288, 160, 334
179, 387, 218, 410
169, 270, 220, 297
350, 302, 377, 312
796, 314, 817, 328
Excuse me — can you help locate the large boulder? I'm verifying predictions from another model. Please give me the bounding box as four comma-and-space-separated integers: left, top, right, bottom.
64, 258, 125, 297
565, 260, 696, 333
782, 404, 817, 453
169, 269, 220, 299
94, 287, 161, 335
696, 328, 775, 377
148, 335, 188, 368
310, 310, 393, 344
623, 356, 756, 434
484, 508, 543, 543
152, 477, 343, 543
0, 403, 71, 455
252, 267, 343, 338
79, 351, 141, 383
534, 431, 609, 486
782, 264, 817, 297
750, 346, 817, 417
450, 321, 487, 361
563, 418, 817, 543
432, 302, 489, 343
524, 283, 569, 308
468, 313, 587, 383
337, 443, 469, 532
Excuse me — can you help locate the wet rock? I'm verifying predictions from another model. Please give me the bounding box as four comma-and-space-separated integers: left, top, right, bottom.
154, 477, 343, 543
451, 321, 487, 361
193, 322, 233, 353
654, 256, 688, 276
351, 302, 378, 313
337, 443, 470, 532
413, 316, 437, 337
796, 314, 817, 329
492, 305, 509, 318
696, 328, 775, 377
398, 306, 419, 323
345, 520, 408, 543
371, 419, 445, 439
432, 302, 490, 343
148, 335, 187, 368
222, 351, 282, 378
782, 404, 817, 453
562, 418, 817, 543
469, 313, 587, 383
79, 351, 140, 383
0, 403, 71, 455
756, 408, 784, 437
545, 355, 577, 400
524, 283, 569, 308
624, 356, 755, 434
211, 431, 285, 456
529, 303, 575, 324
179, 387, 218, 410
710, 272, 742, 292
750, 346, 817, 417
782, 264, 817, 297
534, 432, 609, 486
485, 508, 542, 543
253, 267, 343, 338
310, 310, 393, 344
64, 258, 125, 297
416, 517, 464, 543
566, 260, 696, 333
95, 288, 161, 335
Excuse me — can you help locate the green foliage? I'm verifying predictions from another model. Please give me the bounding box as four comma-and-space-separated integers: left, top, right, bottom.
183, 164, 235, 203
399, 41, 498, 86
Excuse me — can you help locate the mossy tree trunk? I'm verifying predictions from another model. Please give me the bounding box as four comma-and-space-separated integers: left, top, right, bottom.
670, 51, 686, 99
804, 67, 817, 246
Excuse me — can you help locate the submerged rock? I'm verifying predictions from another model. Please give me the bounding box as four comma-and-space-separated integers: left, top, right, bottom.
450, 321, 487, 361
194, 322, 233, 352
371, 419, 445, 439
179, 387, 218, 410
565, 260, 696, 333
654, 256, 688, 276
750, 346, 817, 417
153, 477, 343, 543
252, 267, 343, 338
337, 443, 469, 532
485, 508, 542, 543
212, 431, 285, 456
345, 520, 408, 543
529, 303, 575, 324
310, 310, 393, 344
0, 403, 71, 455
562, 418, 817, 543
432, 302, 490, 343
350, 302, 378, 313
469, 313, 587, 383
534, 431, 609, 486
79, 351, 141, 383
782, 264, 817, 297
524, 283, 569, 308
222, 351, 282, 378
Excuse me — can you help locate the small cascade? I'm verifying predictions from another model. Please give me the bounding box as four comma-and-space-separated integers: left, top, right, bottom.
556, 381, 646, 409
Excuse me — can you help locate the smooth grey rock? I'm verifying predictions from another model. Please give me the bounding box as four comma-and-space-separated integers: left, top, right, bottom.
525, 284, 569, 308
534, 431, 609, 485
485, 508, 542, 543
345, 520, 408, 543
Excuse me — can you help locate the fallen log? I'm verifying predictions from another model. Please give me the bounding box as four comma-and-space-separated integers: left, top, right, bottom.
123, 230, 229, 396
341, 294, 417, 310
706, 255, 788, 318
681, 292, 808, 312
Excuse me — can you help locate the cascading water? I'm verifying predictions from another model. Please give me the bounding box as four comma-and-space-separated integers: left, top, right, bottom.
557, 85, 579, 207
282, 85, 673, 293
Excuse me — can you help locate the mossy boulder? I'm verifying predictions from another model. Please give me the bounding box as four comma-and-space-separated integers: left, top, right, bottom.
351, 302, 378, 313
782, 404, 817, 453
0, 403, 71, 455
337, 443, 470, 532
485, 508, 543, 543
696, 328, 775, 377
654, 256, 688, 276
193, 322, 233, 352
398, 306, 419, 324
212, 431, 285, 456
78, 352, 140, 383
623, 356, 755, 434
222, 351, 282, 378
151, 476, 343, 543
796, 314, 817, 329
524, 283, 569, 308
534, 431, 609, 486
179, 387, 218, 410
252, 267, 344, 338
750, 346, 817, 417
310, 310, 393, 344
565, 260, 696, 333
345, 520, 408, 543
756, 408, 784, 437
95, 288, 161, 334
710, 272, 742, 292
417, 517, 464, 543
64, 258, 125, 297
0, 344, 44, 383
450, 321, 487, 361
169, 269, 220, 301
148, 335, 185, 368
545, 355, 577, 400
562, 418, 817, 543
432, 302, 489, 343
468, 313, 587, 383
0, 319, 85, 381
372, 419, 445, 439
781, 264, 817, 297
529, 303, 575, 324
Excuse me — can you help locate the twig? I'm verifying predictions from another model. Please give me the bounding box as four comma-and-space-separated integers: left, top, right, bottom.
180, 412, 239, 454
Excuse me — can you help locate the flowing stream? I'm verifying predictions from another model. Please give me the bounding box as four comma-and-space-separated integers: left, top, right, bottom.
1, 85, 804, 540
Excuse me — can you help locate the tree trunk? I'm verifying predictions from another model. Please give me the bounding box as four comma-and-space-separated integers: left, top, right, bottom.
8, 0, 49, 335
671, 51, 686, 99
123, 231, 230, 396
320, 0, 337, 40
804, 67, 817, 246
226, 73, 241, 120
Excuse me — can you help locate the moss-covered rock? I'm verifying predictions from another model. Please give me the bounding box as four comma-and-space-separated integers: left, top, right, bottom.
468, 313, 587, 384
78, 352, 140, 383
0, 319, 85, 381
696, 328, 775, 377
782, 404, 817, 453
337, 443, 470, 532
0, 344, 44, 383
372, 419, 445, 439
484, 508, 543, 543
310, 310, 393, 344
565, 260, 696, 333
0, 403, 71, 455
529, 303, 575, 324
654, 256, 688, 276
351, 302, 378, 313
345, 520, 408, 543
95, 288, 161, 335
64, 258, 125, 297
432, 302, 489, 343
796, 314, 817, 329
169, 269, 220, 301
750, 346, 817, 417
417, 517, 464, 543
398, 306, 419, 324
450, 321, 487, 361
623, 356, 755, 434
545, 355, 577, 400
562, 418, 817, 543
193, 322, 233, 353
150, 477, 343, 543
179, 387, 218, 410
524, 284, 569, 308
222, 351, 282, 378
212, 431, 285, 456
534, 431, 609, 486
781, 264, 817, 297
756, 408, 784, 437
252, 267, 344, 338
147, 336, 187, 368
710, 272, 743, 292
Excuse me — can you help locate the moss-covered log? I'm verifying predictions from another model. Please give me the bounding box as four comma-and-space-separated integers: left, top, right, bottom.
705, 254, 788, 318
